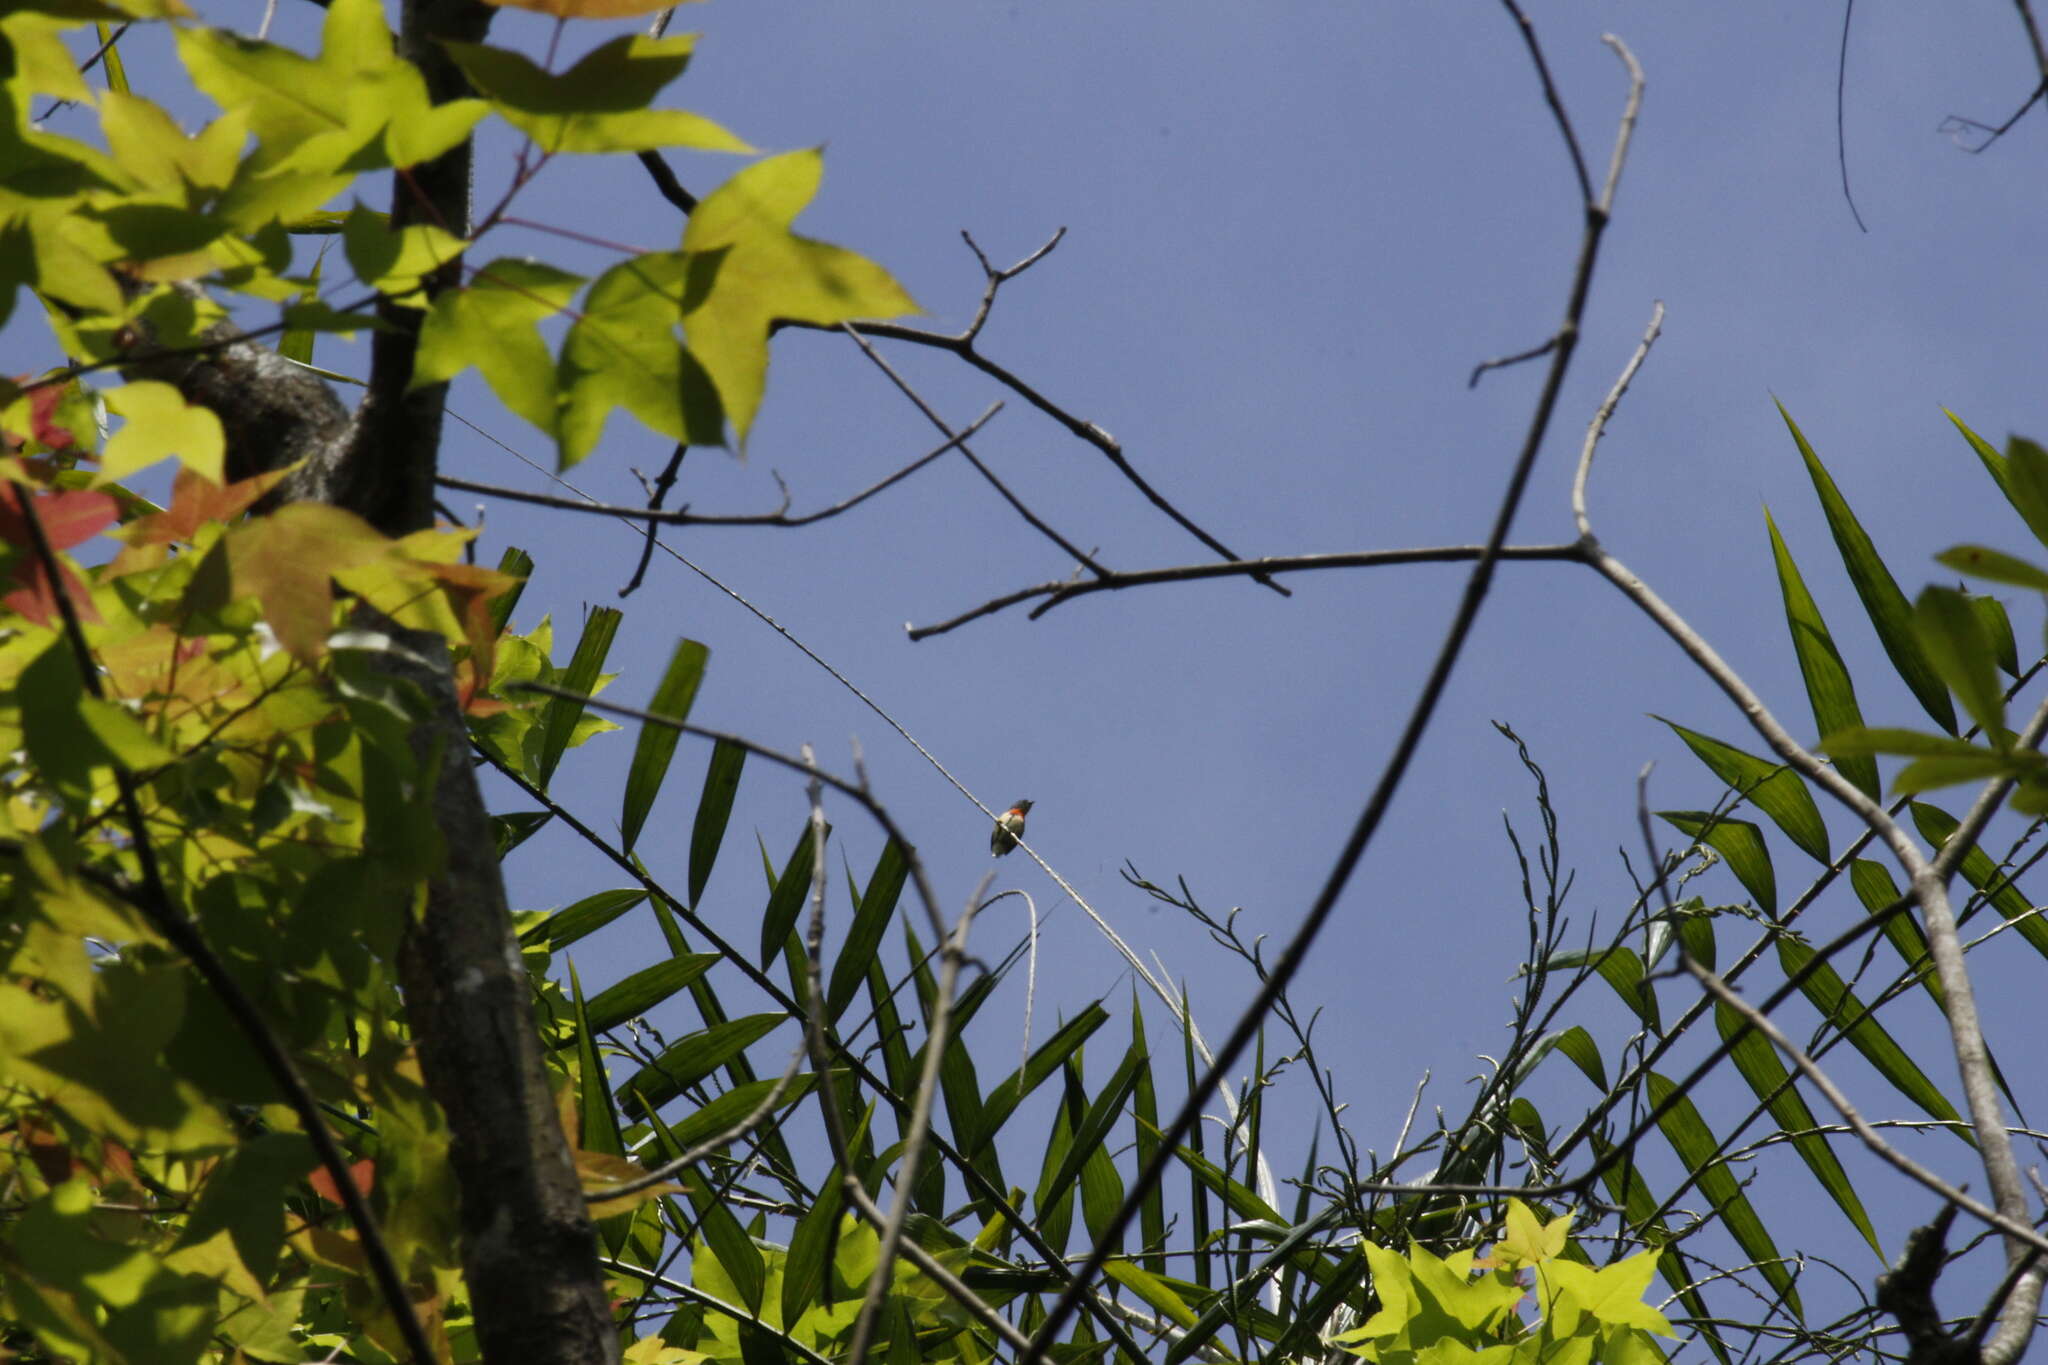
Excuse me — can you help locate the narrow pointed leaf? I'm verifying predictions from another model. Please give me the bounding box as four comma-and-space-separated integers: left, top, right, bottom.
1781, 403, 1956, 733
1934, 544, 2048, 594
973, 1002, 1111, 1150
1659, 718, 1829, 862
1130, 993, 1165, 1276
536, 606, 620, 785
619, 1013, 788, 1119
582, 953, 719, 1034
1912, 586, 2007, 742
1660, 811, 1775, 913
1552, 1024, 1610, 1092
1766, 509, 1879, 798
521, 887, 646, 947
826, 839, 909, 1021
620, 638, 708, 853
1645, 1072, 1800, 1314
1777, 937, 1963, 1129
1911, 803, 2048, 961
1713, 1002, 1882, 1257
1848, 859, 1943, 1009
688, 738, 745, 904
760, 822, 827, 966
2005, 436, 2048, 553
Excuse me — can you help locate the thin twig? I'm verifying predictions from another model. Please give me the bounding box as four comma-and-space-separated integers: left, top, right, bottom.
1573, 302, 1664, 540
619, 443, 688, 598
435, 403, 999, 532
791, 231, 1292, 596
838, 323, 1111, 578
909, 543, 1587, 640
1835, 0, 1870, 232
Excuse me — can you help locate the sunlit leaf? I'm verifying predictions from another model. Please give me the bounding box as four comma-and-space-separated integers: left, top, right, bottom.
682, 149, 919, 446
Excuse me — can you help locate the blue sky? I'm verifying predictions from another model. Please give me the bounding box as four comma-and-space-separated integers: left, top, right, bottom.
25, 0, 2048, 1348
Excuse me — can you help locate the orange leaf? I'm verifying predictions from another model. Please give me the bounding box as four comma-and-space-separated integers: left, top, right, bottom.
307, 1157, 377, 1206
224, 503, 392, 659
0, 486, 115, 627
123, 466, 292, 547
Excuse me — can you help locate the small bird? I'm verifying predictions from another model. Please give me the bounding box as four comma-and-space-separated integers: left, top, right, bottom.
990, 799, 1034, 857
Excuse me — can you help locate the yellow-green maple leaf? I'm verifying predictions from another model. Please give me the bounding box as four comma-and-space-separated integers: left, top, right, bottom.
681, 149, 918, 448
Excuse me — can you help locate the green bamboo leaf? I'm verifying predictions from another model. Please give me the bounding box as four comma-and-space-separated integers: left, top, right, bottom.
1130, 992, 1166, 1276
1037, 1046, 1145, 1227
686, 1173, 766, 1315
1645, 1072, 1801, 1315
490, 546, 533, 635
1713, 1003, 1882, 1258
1592, 945, 1660, 1031
1934, 544, 2048, 593
620, 638, 709, 854
1781, 403, 1957, 733
1180, 987, 1212, 1288
863, 957, 917, 1106
781, 1110, 864, 1326
582, 953, 719, 1034
1913, 586, 2008, 743
636, 1071, 816, 1153
1660, 811, 1775, 913
1946, 411, 2027, 533
96, 21, 130, 95
2006, 436, 2048, 553
1895, 752, 2041, 796
826, 839, 909, 1022
1847, 859, 1943, 1010
520, 887, 646, 947
619, 1013, 788, 1120
1102, 1260, 1198, 1331
535, 606, 620, 786
1658, 718, 1829, 862
1824, 726, 1994, 758
1552, 1024, 1609, 1092
1033, 1084, 1078, 1252
759, 822, 827, 967
1911, 803, 2048, 961
1777, 936, 1963, 1129
1972, 593, 2020, 678
1766, 509, 1880, 799
1165, 1138, 1286, 1226
973, 1003, 1112, 1152
568, 964, 631, 1255
688, 738, 745, 905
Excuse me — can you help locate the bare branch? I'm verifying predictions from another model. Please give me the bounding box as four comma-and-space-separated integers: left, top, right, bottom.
1574, 301, 1662, 539
909, 543, 1587, 640
1836, 0, 1871, 231
797, 229, 1292, 596
435, 403, 1000, 532
619, 442, 688, 598
838, 322, 1110, 577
